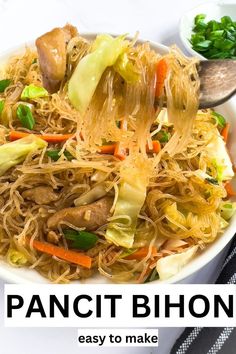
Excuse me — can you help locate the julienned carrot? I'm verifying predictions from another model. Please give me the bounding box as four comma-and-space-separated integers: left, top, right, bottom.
225, 182, 236, 197
9, 130, 160, 156
99, 140, 160, 156
221, 122, 230, 142
114, 119, 128, 160
155, 58, 168, 98
146, 140, 161, 153
98, 144, 116, 154
31, 239, 92, 268
125, 246, 158, 260
9, 131, 74, 143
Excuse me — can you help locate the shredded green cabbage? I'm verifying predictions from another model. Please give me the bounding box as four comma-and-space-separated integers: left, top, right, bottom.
164, 202, 186, 231
105, 157, 152, 248
21, 84, 48, 100
220, 202, 236, 221
114, 53, 140, 84
68, 34, 128, 113
156, 246, 198, 280
7, 249, 28, 267
0, 135, 47, 176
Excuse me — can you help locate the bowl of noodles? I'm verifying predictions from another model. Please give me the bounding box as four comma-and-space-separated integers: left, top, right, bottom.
0, 25, 235, 284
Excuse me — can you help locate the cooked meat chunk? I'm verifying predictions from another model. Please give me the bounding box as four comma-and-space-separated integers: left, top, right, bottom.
36, 24, 78, 93
47, 231, 60, 244
22, 186, 59, 205
47, 196, 113, 231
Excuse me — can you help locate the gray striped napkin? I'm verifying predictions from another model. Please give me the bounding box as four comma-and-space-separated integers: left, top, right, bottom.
171, 236, 236, 354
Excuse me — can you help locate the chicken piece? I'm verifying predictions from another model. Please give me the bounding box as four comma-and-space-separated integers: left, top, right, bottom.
36, 24, 78, 93
47, 231, 61, 244
22, 186, 59, 205
47, 196, 113, 231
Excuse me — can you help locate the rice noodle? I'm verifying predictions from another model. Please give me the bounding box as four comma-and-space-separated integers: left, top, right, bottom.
0, 30, 232, 283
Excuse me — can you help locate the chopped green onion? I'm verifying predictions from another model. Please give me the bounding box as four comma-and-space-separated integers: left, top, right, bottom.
32, 58, 37, 64
63, 229, 98, 250
205, 177, 219, 185
46, 149, 74, 161
212, 111, 226, 128
21, 84, 48, 100
145, 268, 159, 283
194, 14, 206, 26
157, 130, 170, 143
16, 104, 35, 130
0, 100, 5, 115
0, 79, 11, 92
116, 121, 121, 128
190, 14, 236, 59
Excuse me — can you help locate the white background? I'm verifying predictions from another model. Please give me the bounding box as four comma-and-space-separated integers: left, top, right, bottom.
0, 0, 234, 353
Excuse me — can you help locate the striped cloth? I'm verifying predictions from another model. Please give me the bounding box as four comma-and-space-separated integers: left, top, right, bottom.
171, 236, 236, 354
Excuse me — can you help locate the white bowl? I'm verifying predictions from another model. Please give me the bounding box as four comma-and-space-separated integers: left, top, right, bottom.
180, 2, 236, 58
0, 33, 235, 284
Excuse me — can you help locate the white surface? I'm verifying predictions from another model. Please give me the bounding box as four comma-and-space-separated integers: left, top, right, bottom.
180, 1, 236, 58
0, 0, 235, 354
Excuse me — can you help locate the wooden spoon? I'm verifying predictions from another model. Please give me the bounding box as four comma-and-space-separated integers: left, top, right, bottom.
199, 60, 236, 109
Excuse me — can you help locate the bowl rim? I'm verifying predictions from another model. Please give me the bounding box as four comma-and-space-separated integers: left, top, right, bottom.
0, 32, 235, 284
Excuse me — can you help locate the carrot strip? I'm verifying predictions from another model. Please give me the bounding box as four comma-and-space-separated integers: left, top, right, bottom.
9, 131, 74, 143
114, 143, 127, 160
9, 131, 160, 156
225, 182, 236, 197
125, 246, 157, 260
221, 122, 230, 142
114, 119, 128, 160
146, 140, 161, 153
155, 58, 168, 98
98, 144, 116, 154
31, 239, 92, 268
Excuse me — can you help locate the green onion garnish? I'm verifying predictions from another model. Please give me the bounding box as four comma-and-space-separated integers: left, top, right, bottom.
145, 268, 159, 283
0, 79, 11, 92
212, 111, 226, 128
16, 104, 35, 130
191, 14, 236, 59
0, 100, 5, 115
63, 229, 98, 251
205, 177, 219, 185
157, 130, 170, 143
46, 149, 74, 161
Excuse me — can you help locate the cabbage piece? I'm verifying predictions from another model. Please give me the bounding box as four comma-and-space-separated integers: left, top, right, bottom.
220, 217, 228, 229
114, 53, 140, 84
220, 202, 236, 220
0, 135, 47, 176
205, 132, 234, 181
105, 157, 152, 248
21, 84, 48, 100
156, 245, 198, 280
7, 249, 28, 267
165, 202, 186, 231
68, 34, 128, 113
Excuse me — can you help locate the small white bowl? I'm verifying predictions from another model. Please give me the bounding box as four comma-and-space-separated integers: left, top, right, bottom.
0, 34, 235, 284
180, 2, 236, 58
